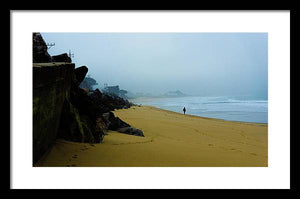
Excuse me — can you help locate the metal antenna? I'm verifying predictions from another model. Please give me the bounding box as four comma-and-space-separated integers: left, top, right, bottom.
68, 50, 74, 58
46, 42, 55, 49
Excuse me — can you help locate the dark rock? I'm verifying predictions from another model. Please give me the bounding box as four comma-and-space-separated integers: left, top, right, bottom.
96, 117, 108, 132
33, 33, 52, 63
70, 87, 102, 120
117, 127, 144, 137
93, 88, 103, 97
33, 63, 74, 164
56, 64, 107, 144
102, 112, 130, 130
51, 53, 72, 63
57, 99, 85, 142
75, 66, 88, 84
89, 89, 134, 114
57, 98, 105, 143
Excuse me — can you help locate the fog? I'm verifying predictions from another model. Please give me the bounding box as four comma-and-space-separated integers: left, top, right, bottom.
41, 33, 268, 99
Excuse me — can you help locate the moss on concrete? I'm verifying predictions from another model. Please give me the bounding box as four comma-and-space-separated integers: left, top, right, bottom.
33, 63, 74, 164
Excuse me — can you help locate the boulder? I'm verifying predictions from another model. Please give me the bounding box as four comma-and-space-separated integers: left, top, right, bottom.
70, 86, 102, 121
74, 66, 88, 84
117, 127, 144, 137
89, 89, 133, 114
51, 53, 72, 63
102, 112, 130, 130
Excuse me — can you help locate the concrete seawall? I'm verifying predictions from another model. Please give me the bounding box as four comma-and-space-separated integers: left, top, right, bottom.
33, 62, 75, 164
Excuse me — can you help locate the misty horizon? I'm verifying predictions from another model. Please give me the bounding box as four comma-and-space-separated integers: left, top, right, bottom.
41, 33, 268, 99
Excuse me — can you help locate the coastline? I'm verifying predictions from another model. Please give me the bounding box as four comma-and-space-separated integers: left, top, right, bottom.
36, 105, 268, 167
129, 96, 268, 124
142, 105, 268, 125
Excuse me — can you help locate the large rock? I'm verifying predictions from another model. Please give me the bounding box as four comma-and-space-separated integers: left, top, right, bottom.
117, 127, 144, 137
51, 53, 72, 63
74, 66, 88, 84
57, 99, 86, 142
102, 112, 130, 130
33, 33, 52, 63
89, 89, 134, 114
57, 98, 105, 143
101, 112, 143, 136
70, 86, 102, 120
56, 64, 105, 144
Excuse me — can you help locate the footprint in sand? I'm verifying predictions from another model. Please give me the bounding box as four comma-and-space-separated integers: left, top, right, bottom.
72, 155, 78, 158
208, 144, 214, 147
81, 146, 89, 151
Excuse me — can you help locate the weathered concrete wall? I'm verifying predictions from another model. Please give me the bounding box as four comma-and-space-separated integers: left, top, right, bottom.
33, 62, 75, 164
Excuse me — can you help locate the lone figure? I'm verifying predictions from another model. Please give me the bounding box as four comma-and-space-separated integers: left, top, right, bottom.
183, 107, 186, 115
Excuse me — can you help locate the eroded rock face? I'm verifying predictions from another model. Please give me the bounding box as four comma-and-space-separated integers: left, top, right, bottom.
89, 89, 134, 114
57, 98, 85, 142
33, 32, 71, 63
101, 112, 144, 137
57, 66, 105, 144
96, 117, 108, 134
33, 33, 52, 63
33, 63, 75, 164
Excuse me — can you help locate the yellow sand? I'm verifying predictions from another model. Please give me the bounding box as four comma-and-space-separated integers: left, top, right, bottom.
36, 106, 268, 167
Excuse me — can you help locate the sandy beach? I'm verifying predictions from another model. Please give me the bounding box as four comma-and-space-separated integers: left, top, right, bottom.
36, 105, 268, 167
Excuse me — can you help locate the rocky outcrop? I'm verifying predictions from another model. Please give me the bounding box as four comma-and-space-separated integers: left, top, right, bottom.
89, 89, 133, 114
101, 111, 144, 137
57, 67, 105, 144
117, 127, 144, 137
33, 32, 143, 164
51, 53, 72, 63
33, 33, 72, 63
74, 66, 88, 85
33, 33, 52, 63
102, 112, 130, 130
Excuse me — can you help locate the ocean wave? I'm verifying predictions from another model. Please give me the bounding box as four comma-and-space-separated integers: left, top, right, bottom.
134, 96, 268, 123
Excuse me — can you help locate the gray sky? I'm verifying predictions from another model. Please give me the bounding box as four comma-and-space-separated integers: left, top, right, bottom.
41, 33, 268, 99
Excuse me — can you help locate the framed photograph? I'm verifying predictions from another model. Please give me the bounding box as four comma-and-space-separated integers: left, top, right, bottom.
10, 10, 291, 189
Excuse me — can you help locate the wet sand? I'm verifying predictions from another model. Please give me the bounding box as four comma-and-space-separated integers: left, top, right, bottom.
36, 106, 268, 167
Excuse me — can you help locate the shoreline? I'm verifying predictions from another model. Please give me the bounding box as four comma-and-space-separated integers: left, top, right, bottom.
140, 105, 268, 125
36, 105, 268, 167
129, 95, 268, 124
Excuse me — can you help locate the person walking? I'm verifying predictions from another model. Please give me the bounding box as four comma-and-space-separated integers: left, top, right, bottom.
183, 107, 186, 115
